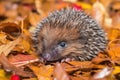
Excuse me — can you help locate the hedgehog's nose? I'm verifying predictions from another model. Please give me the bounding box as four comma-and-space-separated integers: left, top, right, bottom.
41, 53, 51, 61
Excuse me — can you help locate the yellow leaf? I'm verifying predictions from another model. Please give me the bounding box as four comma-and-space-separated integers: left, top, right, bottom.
113, 66, 120, 75
0, 69, 5, 77
21, 39, 31, 51
75, 2, 92, 9
0, 38, 20, 56
0, 69, 8, 80
108, 28, 120, 41
0, 33, 6, 40
0, 32, 7, 44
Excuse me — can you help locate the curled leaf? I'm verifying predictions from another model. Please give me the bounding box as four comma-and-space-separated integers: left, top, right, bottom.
0, 38, 20, 56
54, 63, 70, 80
0, 22, 21, 40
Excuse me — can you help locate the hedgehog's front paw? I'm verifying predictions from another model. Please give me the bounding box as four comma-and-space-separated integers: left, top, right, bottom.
61, 57, 75, 62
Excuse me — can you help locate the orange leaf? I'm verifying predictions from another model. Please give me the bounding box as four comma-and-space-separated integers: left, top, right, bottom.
107, 39, 120, 60
29, 65, 54, 80
108, 28, 120, 41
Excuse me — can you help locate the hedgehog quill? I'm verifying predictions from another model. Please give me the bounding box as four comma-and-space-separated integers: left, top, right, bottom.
32, 8, 108, 62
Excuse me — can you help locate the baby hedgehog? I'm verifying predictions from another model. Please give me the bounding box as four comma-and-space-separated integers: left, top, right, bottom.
32, 8, 107, 62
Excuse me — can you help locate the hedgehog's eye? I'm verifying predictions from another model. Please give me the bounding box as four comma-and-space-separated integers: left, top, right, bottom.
58, 41, 67, 48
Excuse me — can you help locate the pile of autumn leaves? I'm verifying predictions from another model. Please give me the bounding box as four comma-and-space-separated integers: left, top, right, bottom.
0, 0, 120, 80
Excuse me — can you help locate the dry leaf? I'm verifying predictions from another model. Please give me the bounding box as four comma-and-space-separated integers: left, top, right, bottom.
113, 66, 120, 75
0, 32, 8, 44
108, 28, 120, 41
107, 39, 120, 60
0, 2, 6, 15
0, 22, 21, 40
29, 65, 54, 80
62, 61, 93, 72
21, 39, 31, 51
8, 54, 38, 67
75, 2, 92, 10
91, 1, 106, 26
35, 0, 44, 15
29, 12, 41, 27
92, 67, 113, 80
0, 53, 33, 77
0, 38, 20, 56
54, 63, 70, 80
0, 69, 8, 80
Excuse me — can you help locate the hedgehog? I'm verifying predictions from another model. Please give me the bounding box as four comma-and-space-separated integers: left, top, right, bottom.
32, 8, 108, 62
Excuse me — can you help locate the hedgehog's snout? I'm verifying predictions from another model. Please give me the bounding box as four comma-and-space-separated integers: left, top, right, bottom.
41, 53, 51, 61
41, 49, 62, 61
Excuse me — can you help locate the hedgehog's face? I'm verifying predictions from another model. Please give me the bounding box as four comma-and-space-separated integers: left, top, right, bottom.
36, 26, 85, 62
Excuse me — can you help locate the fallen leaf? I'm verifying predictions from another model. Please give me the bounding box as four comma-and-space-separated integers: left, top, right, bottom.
0, 69, 8, 80
108, 28, 120, 41
107, 39, 120, 60
0, 32, 7, 44
21, 39, 31, 51
92, 67, 113, 80
29, 12, 41, 27
0, 38, 20, 56
91, 1, 106, 26
29, 64, 54, 80
62, 61, 93, 72
0, 22, 21, 40
54, 63, 70, 80
0, 53, 33, 77
113, 66, 120, 75
75, 2, 92, 10
8, 54, 39, 67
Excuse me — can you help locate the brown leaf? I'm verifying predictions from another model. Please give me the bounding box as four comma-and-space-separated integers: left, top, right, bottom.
54, 63, 70, 80
62, 61, 93, 72
0, 22, 21, 40
92, 53, 111, 65
0, 53, 33, 77
91, 1, 106, 26
8, 54, 39, 67
70, 76, 90, 80
0, 2, 6, 15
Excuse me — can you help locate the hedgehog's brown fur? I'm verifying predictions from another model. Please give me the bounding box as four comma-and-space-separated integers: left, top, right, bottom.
32, 8, 108, 62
